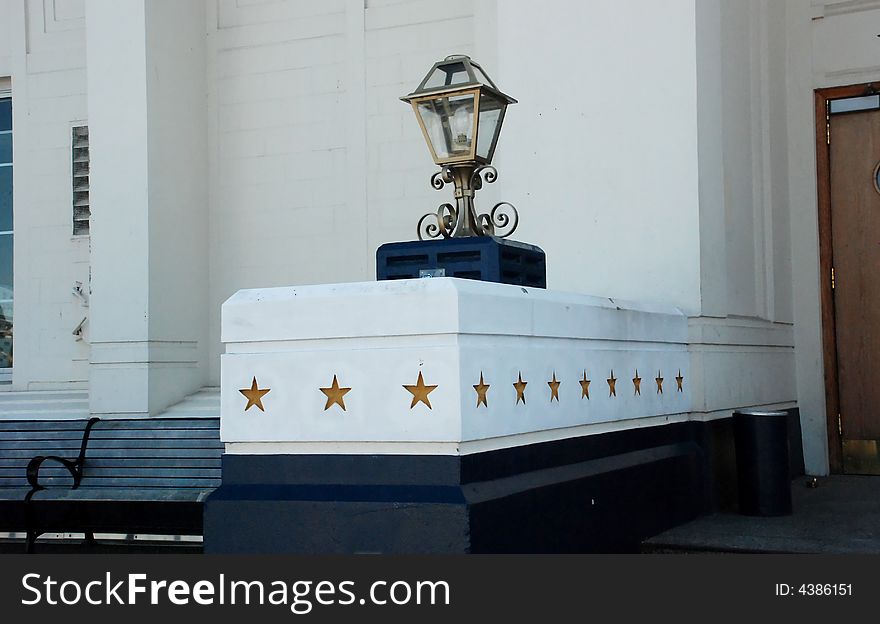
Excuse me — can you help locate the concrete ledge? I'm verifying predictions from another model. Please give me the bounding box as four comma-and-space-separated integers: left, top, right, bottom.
220, 279, 692, 450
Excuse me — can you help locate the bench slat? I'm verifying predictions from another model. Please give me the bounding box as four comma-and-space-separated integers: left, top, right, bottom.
32, 487, 214, 502
13, 480, 221, 490
0, 418, 218, 430
0, 441, 86, 450
87, 430, 220, 440
2, 467, 220, 479
0, 421, 93, 431
89, 439, 222, 449
0, 448, 222, 460
0, 458, 220, 469
0, 430, 97, 441
92, 419, 219, 430
84, 457, 220, 468
0, 478, 73, 487
0, 429, 219, 441
79, 448, 223, 459
0, 487, 31, 497
50, 477, 220, 487
0, 439, 222, 450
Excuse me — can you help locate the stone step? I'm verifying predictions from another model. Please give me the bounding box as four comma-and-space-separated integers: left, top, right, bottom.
0, 388, 219, 420
0, 391, 88, 403
157, 388, 219, 419
0, 390, 90, 421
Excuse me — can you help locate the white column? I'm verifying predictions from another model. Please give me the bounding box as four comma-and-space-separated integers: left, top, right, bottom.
86, 0, 208, 416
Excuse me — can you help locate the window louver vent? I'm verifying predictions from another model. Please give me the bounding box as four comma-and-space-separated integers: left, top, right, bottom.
72, 125, 89, 235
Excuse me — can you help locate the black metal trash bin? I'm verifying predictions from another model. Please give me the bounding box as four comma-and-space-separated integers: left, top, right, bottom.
733, 409, 793, 516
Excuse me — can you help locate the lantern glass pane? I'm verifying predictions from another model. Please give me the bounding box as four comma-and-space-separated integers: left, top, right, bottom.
472, 65, 495, 89
422, 61, 470, 90
476, 92, 505, 161
416, 92, 476, 161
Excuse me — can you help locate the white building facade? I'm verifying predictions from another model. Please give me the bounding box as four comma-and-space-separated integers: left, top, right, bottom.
0, 0, 878, 487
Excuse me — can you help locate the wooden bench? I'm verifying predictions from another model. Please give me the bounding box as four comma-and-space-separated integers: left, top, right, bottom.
0, 418, 97, 545
0, 417, 221, 552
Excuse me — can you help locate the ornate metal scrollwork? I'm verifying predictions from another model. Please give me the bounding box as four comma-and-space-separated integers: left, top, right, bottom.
430, 167, 454, 191
417, 203, 457, 240
416, 165, 519, 241
470, 165, 498, 190
477, 202, 519, 238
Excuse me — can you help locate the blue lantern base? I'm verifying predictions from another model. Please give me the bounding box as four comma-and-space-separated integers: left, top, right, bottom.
376, 237, 546, 288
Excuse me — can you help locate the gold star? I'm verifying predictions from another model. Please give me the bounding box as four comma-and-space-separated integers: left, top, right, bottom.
513, 372, 528, 405
607, 370, 617, 397
319, 374, 351, 411
239, 377, 270, 412
579, 370, 591, 399
633, 369, 642, 396
403, 371, 438, 409
547, 371, 561, 402
676, 369, 684, 392
473, 372, 490, 408
655, 370, 664, 394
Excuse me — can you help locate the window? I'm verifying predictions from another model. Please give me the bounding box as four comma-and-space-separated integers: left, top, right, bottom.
0, 93, 12, 375
72, 125, 89, 235
828, 94, 880, 115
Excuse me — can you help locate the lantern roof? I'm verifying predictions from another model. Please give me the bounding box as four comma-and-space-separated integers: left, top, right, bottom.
401, 55, 517, 104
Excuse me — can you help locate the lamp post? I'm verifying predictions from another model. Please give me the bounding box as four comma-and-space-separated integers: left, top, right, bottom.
402, 55, 519, 240
378, 55, 544, 288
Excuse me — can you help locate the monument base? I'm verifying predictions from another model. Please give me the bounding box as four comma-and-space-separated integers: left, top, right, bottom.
209, 278, 707, 553
204, 421, 709, 554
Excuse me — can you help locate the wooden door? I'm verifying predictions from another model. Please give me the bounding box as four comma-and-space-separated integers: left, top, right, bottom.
829, 103, 880, 473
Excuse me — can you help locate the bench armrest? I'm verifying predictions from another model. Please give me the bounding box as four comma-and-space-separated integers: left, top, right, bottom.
25, 417, 100, 493
26, 455, 82, 491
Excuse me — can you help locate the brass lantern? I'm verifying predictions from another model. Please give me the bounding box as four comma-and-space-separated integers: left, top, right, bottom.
402, 55, 519, 239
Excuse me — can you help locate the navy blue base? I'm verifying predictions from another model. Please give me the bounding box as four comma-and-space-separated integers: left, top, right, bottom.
204, 410, 804, 553
376, 237, 546, 288
206, 421, 722, 554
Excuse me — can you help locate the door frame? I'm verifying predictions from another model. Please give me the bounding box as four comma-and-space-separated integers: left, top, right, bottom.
815, 81, 880, 473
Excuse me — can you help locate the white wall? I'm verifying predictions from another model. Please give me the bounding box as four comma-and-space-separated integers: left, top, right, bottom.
0, 0, 90, 391
206, 0, 479, 380
695, 0, 793, 324
493, 0, 702, 313
695, 0, 794, 322
687, 0, 797, 424
208, 0, 349, 382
